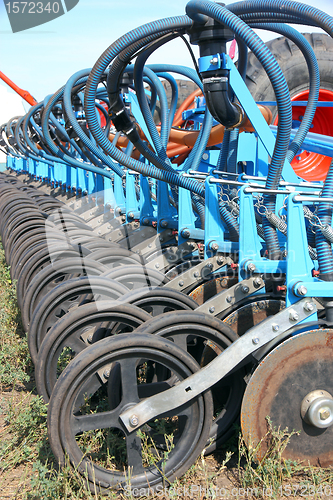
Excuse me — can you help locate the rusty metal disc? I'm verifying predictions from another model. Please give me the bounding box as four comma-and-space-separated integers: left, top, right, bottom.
241, 329, 333, 466
221, 299, 285, 336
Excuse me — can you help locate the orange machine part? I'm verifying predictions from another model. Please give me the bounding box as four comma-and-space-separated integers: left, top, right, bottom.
109, 104, 272, 156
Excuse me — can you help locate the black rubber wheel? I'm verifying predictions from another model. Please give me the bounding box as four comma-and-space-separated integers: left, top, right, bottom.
88, 247, 144, 268
121, 286, 198, 316
104, 265, 170, 290
36, 302, 151, 401
27, 275, 128, 362
134, 310, 244, 454
15, 245, 93, 308
47, 333, 213, 493
247, 32, 333, 105
22, 258, 110, 334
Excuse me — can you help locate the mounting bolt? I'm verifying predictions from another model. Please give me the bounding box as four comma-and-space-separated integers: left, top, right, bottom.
202, 152, 209, 161
210, 241, 219, 251
87, 335, 93, 343
297, 285, 308, 296
320, 409, 331, 421
103, 369, 110, 378
253, 277, 262, 288
241, 285, 250, 294
179, 280, 184, 287
247, 263, 256, 273
128, 212, 134, 219
304, 301, 315, 312
210, 57, 219, 65
206, 263, 214, 270
194, 271, 199, 278
160, 220, 168, 228
272, 324, 279, 332
181, 229, 190, 238
217, 256, 224, 265
289, 310, 300, 322
129, 415, 139, 427
226, 295, 233, 303
252, 337, 260, 345
142, 218, 149, 225
209, 306, 215, 314
155, 263, 160, 269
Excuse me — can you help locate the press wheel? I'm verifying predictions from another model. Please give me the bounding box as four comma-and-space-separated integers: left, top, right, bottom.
47, 333, 213, 493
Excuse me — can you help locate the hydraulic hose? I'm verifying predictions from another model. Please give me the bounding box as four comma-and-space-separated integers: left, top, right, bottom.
84, 15, 205, 196
186, 0, 292, 258
62, 69, 125, 177
227, 0, 333, 274
248, 23, 320, 164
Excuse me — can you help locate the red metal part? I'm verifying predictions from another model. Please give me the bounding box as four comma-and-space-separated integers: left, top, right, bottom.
0, 70, 37, 106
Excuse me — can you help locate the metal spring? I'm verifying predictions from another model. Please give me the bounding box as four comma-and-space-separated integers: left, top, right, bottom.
265, 211, 287, 235
320, 224, 333, 243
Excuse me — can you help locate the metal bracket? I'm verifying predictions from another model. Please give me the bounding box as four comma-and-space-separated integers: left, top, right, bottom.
166, 255, 231, 292
127, 229, 175, 255
195, 275, 264, 315
146, 241, 198, 272
119, 298, 317, 432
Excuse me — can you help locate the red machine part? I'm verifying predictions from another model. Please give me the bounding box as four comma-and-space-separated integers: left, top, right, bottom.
0, 70, 37, 106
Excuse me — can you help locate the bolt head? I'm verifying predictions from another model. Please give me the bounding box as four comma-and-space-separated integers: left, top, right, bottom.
179, 281, 184, 287
272, 324, 279, 332
253, 278, 262, 287
210, 57, 218, 65
87, 335, 93, 343
298, 285, 308, 296
211, 242, 219, 251
304, 302, 314, 312
289, 310, 300, 322
241, 286, 250, 294
252, 337, 260, 345
202, 152, 209, 161
217, 257, 224, 265
209, 306, 215, 313
155, 263, 160, 269
226, 295, 232, 303
129, 415, 139, 427
103, 370, 110, 378
247, 263, 256, 272
194, 271, 199, 278
320, 409, 331, 420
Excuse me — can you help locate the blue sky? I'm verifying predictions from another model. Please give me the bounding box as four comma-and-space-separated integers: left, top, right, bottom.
1, 0, 333, 102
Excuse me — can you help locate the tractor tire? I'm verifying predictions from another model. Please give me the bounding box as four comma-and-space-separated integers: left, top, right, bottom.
245, 33, 333, 181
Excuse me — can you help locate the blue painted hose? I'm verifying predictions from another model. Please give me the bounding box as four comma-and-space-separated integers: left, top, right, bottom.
84, 15, 205, 196
248, 24, 320, 164
62, 69, 125, 177
186, 0, 292, 258
227, 0, 333, 273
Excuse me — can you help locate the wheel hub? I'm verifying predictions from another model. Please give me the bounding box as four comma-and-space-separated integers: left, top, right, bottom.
301, 390, 333, 429
241, 329, 333, 466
